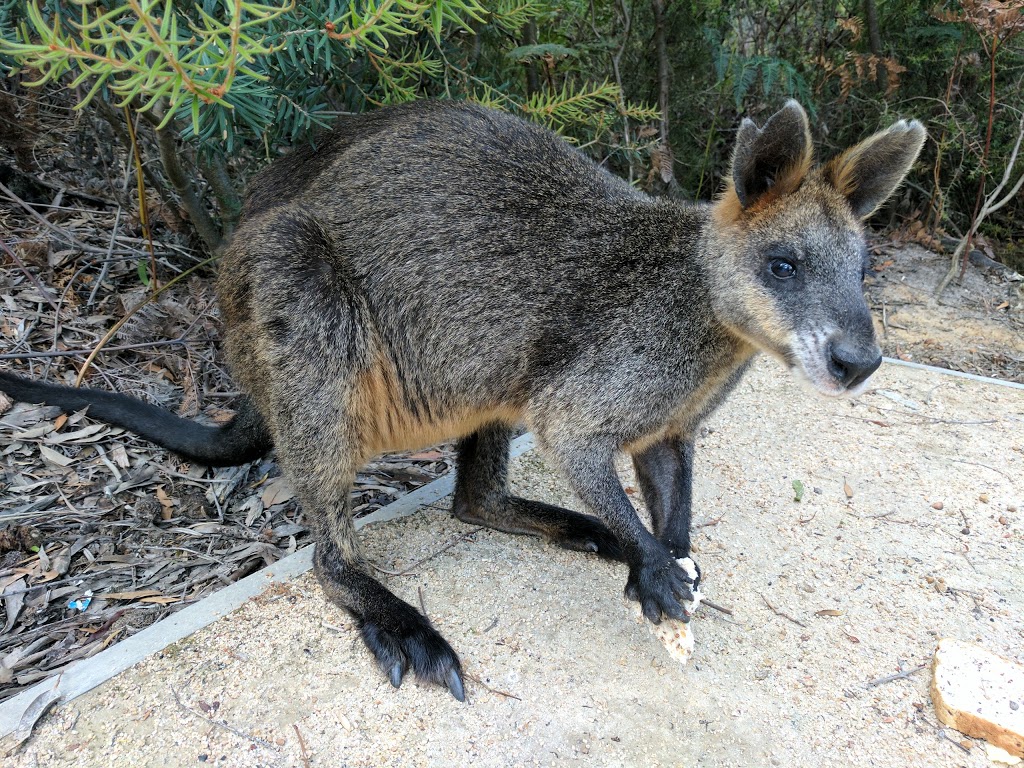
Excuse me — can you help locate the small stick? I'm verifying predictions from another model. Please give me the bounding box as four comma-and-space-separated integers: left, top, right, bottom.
170, 687, 276, 750
864, 663, 927, 688
760, 593, 806, 628
293, 723, 312, 768
1, 240, 60, 313
464, 671, 521, 701
939, 729, 973, 753
0, 338, 190, 360
396, 528, 483, 576
699, 598, 734, 616
694, 513, 725, 529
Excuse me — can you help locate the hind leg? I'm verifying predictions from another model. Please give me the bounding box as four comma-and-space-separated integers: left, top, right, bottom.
241, 211, 464, 700
276, 414, 466, 701
453, 424, 622, 560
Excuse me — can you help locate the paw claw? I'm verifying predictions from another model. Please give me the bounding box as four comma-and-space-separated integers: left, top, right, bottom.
626, 551, 698, 624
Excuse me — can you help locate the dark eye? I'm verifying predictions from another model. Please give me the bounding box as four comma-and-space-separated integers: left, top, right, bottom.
769, 258, 797, 279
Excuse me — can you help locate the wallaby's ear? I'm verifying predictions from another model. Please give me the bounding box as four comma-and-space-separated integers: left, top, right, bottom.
825, 119, 927, 218
731, 100, 813, 209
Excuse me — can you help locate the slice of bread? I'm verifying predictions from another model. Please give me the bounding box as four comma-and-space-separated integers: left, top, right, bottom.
648, 558, 701, 666
931, 638, 1024, 757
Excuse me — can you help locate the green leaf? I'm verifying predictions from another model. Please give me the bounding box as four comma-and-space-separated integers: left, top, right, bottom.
792, 479, 804, 503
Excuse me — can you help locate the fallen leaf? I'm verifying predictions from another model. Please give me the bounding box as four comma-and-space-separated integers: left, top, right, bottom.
261, 477, 295, 507
815, 609, 843, 617
844, 480, 853, 499
53, 413, 67, 431
110, 444, 130, 469
38, 445, 73, 467
102, 590, 165, 600
156, 486, 175, 520
792, 479, 805, 503
2, 577, 27, 634
155, 486, 174, 510
4, 687, 61, 756
407, 450, 443, 461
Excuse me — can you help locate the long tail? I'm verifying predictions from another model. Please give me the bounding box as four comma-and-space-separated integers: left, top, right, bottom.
0, 371, 272, 466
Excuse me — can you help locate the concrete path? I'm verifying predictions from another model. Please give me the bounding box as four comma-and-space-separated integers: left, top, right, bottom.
3, 360, 1022, 767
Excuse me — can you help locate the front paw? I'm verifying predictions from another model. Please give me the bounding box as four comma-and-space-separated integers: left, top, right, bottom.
624, 553, 699, 624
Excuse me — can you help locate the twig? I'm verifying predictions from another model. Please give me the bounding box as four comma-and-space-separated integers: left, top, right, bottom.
0, 240, 60, 313
170, 687, 277, 750
124, 105, 158, 292
760, 593, 807, 628
939, 729, 973, 753
699, 598, 734, 617
292, 723, 311, 768
464, 671, 521, 701
395, 528, 484, 576
0, 179, 113, 255
74, 254, 218, 385
864, 663, 927, 688
694, 513, 725, 529
0, 337, 190, 360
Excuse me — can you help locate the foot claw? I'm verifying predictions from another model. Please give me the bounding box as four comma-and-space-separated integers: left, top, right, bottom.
446, 667, 466, 702
388, 661, 404, 689
360, 607, 464, 700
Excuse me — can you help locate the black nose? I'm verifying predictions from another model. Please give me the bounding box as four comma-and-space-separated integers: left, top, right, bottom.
828, 341, 882, 389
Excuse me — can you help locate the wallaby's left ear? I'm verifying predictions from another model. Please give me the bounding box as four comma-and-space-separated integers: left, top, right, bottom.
825, 119, 927, 218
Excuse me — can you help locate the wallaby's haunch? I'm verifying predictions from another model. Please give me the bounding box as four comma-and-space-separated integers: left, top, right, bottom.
0, 100, 925, 702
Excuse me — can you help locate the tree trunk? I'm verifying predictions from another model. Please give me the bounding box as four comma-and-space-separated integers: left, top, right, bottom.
863, 0, 887, 91
523, 21, 541, 97
650, 0, 678, 190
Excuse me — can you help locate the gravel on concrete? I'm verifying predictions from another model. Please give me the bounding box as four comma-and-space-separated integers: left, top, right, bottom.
3, 358, 1022, 768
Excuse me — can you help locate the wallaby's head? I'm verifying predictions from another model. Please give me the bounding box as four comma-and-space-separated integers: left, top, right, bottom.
707, 100, 926, 396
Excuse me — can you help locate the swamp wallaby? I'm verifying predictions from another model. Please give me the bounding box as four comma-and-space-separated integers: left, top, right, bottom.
0, 100, 925, 702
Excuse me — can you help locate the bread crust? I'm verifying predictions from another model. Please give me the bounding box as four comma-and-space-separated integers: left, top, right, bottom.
931, 639, 1024, 758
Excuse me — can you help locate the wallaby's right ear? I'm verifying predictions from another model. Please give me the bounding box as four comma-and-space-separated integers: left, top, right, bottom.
730, 100, 813, 209
824, 119, 927, 218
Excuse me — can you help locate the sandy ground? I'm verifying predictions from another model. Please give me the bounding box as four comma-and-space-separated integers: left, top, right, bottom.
4, 359, 1023, 767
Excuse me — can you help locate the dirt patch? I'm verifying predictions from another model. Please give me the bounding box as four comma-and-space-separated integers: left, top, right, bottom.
867, 242, 1024, 382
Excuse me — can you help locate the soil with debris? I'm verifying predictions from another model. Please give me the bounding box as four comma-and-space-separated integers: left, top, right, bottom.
1, 98, 1023, 708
